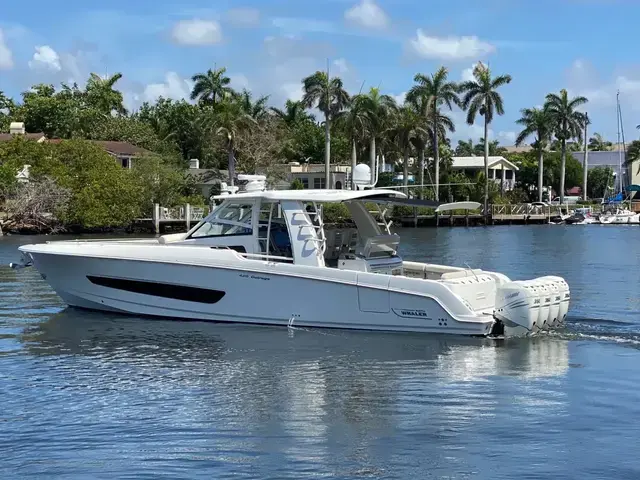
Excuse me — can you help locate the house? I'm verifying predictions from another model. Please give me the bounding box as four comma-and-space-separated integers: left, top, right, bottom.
184, 159, 229, 198
90, 141, 151, 168
46, 139, 151, 168
0, 122, 46, 142
261, 162, 352, 190
450, 156, 519, 191
571, 151, 627, 192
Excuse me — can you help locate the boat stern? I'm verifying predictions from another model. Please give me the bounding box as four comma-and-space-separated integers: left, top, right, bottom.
493, 275, 570, 336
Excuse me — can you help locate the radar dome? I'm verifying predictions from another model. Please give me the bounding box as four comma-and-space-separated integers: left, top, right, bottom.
353, 164, 372, 189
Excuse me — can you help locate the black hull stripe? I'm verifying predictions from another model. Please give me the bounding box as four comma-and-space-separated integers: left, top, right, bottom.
86, 276, 225, 304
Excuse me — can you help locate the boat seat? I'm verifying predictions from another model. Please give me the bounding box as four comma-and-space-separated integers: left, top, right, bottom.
440, 273, 497, 311
440, 269, 485, 280
402, 261, 472, 280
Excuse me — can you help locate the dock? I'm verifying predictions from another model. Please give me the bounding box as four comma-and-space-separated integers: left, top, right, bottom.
133, 204, 207, 234
398, 204, 568, 227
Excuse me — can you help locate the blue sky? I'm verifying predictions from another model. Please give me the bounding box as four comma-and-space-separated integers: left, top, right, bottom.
1, 0, 640, 145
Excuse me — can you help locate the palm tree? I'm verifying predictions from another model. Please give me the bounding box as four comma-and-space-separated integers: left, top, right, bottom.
270, 100, 314, 127
459, 62, 512, 217
387, 105, 428, 194
301, 71, 350, 188
588, 133, 612, 151
455, 139, 475, 156
85, 72, 127, 115
206, 99, 258, 186
626, 140, 640, 165
407, 67, 459, 199
544, 89, 588, 203
353, 87, 396, 184
235, 89, 270, 121
190, 67, 234, 106
335, 97, 367, 189
515, 107, 552, 202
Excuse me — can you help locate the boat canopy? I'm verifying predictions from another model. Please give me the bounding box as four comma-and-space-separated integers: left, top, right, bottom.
211, 188, 481, 212
212, 188, 407, 202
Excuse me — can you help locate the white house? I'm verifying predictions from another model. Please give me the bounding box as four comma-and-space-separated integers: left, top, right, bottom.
450, 156, 519, 191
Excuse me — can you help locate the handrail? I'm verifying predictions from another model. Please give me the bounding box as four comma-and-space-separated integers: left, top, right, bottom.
238, 252, 294, 262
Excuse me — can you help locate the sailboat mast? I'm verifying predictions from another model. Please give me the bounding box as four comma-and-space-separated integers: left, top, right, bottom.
617, 91, 622, 195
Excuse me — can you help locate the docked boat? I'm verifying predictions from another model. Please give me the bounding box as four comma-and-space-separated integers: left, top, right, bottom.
10, 177, 570, 337
564, 207, 600, 225
598, 207, 639, 224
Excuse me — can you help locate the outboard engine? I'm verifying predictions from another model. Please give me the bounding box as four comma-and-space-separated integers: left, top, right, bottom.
494, 275, 571, 336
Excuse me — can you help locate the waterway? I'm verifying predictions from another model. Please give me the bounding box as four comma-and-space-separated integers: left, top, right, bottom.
1, 226, 639, 479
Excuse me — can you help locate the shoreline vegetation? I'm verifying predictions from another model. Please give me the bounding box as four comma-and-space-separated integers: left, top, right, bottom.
1, 63, 637, 235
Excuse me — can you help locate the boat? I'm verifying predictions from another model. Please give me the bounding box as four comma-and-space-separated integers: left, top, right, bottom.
10, 175, 570, 338
598, 206, 639, 224
564, 207, 600, 225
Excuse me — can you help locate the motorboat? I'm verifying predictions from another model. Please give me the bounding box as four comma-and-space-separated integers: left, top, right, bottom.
10, 176, 570, 337
564, 207, 600, 225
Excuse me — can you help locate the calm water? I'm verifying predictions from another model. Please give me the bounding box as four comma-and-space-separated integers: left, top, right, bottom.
1, 226, 640, 479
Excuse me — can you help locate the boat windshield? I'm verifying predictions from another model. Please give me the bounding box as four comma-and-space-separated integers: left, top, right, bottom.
190, 202, 253, 238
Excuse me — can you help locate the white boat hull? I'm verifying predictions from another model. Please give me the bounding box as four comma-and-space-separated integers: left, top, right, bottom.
21, 244, 500, 336
15, 239, 572, 338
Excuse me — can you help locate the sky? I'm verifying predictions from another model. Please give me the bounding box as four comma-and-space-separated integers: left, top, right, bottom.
1, 0, 640, 146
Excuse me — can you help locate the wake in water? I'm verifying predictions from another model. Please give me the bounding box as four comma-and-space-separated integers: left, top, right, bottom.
548, 316, 640, 348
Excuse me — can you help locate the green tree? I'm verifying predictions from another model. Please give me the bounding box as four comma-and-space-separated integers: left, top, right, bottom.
459, 62, 512, 216
235, 89, 270, 121
544, 150, 584, 197
588, 133, 612, 151
206, 99, 258, 186
407, 66, 459, 199
335, 96, 367, 189
301, 71, 350, 188
290, 178, 304, 190
190, 67, 234, 106
454, 139, 475, 156
356, 87, 397, 184
136, 98, 220, 167
131, 154, 191, 214
587, 166, 613, 199
85, 116, 180, 160
544, 88, 588, 203
85, 72, 127, 116
270, 100, 315, 127
515, 107, 552, 201
386, 105, 427, 193
627, 140, 640, 165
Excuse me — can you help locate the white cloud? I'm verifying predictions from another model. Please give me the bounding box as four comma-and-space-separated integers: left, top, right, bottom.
498, 131, 517, 144
392, 91, 406, 105
449, 108, 494, 143
0, 29, 13, 70
226, 7, 260, 27
565, 59, 640, 111
28, 45, 62, 71
229, 73, 250, 91
281, 82, 304, 102
332, 58, 349, 74
344, 0, 389, 29
461, 63, 480, 82
171, 19, 222, 46
271, 17, 337, 35
143, 72, 193, 102
409, 30, 495, 60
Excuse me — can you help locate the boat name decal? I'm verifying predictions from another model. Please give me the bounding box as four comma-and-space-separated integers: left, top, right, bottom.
239, 273, 270, 281
505, 292, 519, 299
392, 308, 432, 320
